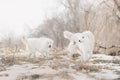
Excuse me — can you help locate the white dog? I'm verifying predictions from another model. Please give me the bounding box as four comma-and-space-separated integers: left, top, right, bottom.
22, 36, 54, 58
64, 31, 95, 61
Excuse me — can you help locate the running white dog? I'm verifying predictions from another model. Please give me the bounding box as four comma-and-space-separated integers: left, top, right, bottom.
22, 37, 54, 58
64, 31, 95, 61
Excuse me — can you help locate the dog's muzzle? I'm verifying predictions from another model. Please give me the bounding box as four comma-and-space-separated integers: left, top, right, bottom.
49, 45, 52, 48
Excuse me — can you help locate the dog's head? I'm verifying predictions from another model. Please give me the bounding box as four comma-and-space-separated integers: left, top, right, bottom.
47, 39, 54, 49
64, 31, 94, 46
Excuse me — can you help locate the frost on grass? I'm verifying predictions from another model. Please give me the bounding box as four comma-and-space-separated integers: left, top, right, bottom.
0, 51, 120, 80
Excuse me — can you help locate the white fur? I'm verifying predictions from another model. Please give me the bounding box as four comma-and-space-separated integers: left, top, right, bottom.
22, 37, 54, 58
64, 31, 95, 61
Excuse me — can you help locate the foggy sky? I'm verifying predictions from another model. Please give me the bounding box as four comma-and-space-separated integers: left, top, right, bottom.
0, 0, 64, 36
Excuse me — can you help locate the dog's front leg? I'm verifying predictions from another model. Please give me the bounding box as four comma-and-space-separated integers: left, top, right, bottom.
67, 43, 76, 58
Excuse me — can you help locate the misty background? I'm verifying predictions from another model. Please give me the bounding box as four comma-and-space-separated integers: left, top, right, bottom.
0, 0, 120, 54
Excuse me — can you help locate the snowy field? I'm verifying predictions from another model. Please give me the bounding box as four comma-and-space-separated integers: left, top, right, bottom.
0, 50, 120, 80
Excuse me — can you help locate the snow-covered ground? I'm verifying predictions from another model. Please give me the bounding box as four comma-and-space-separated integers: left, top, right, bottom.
0, 51, 120, 80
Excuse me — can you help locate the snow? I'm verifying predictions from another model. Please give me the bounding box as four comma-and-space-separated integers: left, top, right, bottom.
90, 69, 119, 80
0, 63, 57, 80
0, 63, 95, 80
70, 72, 96, 80
0, 53, 120, 80
92, 54, 113, 60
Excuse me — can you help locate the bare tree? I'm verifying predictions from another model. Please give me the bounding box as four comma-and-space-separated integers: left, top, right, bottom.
31, 0, 120, 53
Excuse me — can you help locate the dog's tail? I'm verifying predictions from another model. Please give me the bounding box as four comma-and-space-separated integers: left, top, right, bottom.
21, 36, 27, 44
21, 36, 28, 51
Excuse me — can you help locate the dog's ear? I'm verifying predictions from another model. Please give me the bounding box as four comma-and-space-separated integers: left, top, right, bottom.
82, 31, 93, 39
63, 31, 73, 40
51, 40, 54, 44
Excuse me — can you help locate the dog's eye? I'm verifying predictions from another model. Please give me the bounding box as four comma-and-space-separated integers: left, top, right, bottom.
79, 40, 81, 42
82, 36, 84, 39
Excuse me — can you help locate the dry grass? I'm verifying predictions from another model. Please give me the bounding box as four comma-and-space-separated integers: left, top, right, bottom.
112, 59, 120, 64
16, 71, 74, 80
93, 58, 120, 64
16, 74, 41, 80
0, 49, 120, 80
107, 46, 120, 56
0, 73, 8, 77
115, 77, 120, 80
72, 62, 101, 72
0, 66, 6, 71
55, 71, 74, 80
2, 50, 102, 72
51, 49, 67, 56
93, 59, 111, 63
